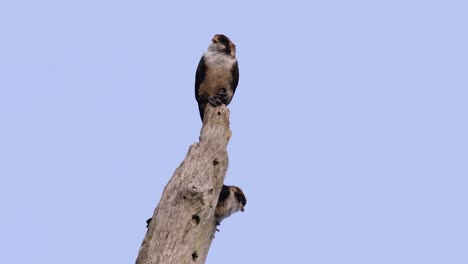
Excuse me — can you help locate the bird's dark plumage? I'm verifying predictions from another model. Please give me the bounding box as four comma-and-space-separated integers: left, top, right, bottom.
195, 34, 239, 121
218, 185, 231, 203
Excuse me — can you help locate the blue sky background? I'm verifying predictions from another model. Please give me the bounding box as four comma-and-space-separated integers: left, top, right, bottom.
1, 1, 467, 263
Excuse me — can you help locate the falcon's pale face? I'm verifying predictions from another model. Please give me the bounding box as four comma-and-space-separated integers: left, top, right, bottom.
209, 34, 236, 58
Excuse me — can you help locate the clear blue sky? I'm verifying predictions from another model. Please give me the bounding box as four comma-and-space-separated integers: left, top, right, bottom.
1, 1, 467, 263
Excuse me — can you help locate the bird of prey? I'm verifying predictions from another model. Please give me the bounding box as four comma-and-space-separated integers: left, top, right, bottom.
195, 34, 239, 121
215, 184, 247, 225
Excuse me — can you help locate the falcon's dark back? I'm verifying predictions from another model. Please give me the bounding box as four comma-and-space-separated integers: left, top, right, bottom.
195, 34, 239, 121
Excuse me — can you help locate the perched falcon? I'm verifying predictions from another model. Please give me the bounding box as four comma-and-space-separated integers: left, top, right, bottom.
195, 34, 239, 121
215, 185, 247, 225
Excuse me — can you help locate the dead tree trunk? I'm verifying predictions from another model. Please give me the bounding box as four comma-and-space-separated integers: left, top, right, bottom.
136, 105, 232, 264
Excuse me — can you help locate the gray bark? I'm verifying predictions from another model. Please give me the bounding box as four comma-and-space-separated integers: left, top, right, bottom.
136, 105, 232, 264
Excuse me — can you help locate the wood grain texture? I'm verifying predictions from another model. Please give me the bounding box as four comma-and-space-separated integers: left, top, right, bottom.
136, 104, 231, 264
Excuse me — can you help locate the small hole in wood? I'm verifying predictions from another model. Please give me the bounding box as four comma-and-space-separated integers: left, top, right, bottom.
217, 111, 221, 116
192, 251, 199, 261
192, 214, 200, 225
212, 159, 219, 165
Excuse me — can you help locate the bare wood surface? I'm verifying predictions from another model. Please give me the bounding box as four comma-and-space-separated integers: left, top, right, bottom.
136, 105, 231, 264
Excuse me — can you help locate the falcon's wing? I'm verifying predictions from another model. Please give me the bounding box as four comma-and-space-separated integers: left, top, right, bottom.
231, 60, 239, 96
218, 185, 230, 203
195, 56, 206, 101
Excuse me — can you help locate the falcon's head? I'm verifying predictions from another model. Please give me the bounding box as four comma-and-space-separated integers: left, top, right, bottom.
231, 186, 247, 212
215, 185, 247, 225
209, 34, 236, 58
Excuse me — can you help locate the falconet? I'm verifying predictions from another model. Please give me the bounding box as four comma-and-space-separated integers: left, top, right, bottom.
195, 34, 239, 121
215, 184, 247, 225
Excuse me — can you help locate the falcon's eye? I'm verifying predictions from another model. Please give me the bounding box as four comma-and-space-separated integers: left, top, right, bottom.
217, 37, 228, 45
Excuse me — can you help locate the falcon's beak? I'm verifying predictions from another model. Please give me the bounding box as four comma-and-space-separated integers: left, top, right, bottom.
240, 206, 244, 212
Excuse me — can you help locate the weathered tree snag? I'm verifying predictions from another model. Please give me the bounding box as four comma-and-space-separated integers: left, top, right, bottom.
136, 105, 231, 264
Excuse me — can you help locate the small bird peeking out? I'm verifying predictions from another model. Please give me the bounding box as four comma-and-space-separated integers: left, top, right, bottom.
145, 185, 246, 228
215, 185, 247, 226
195, 34, 239, 121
